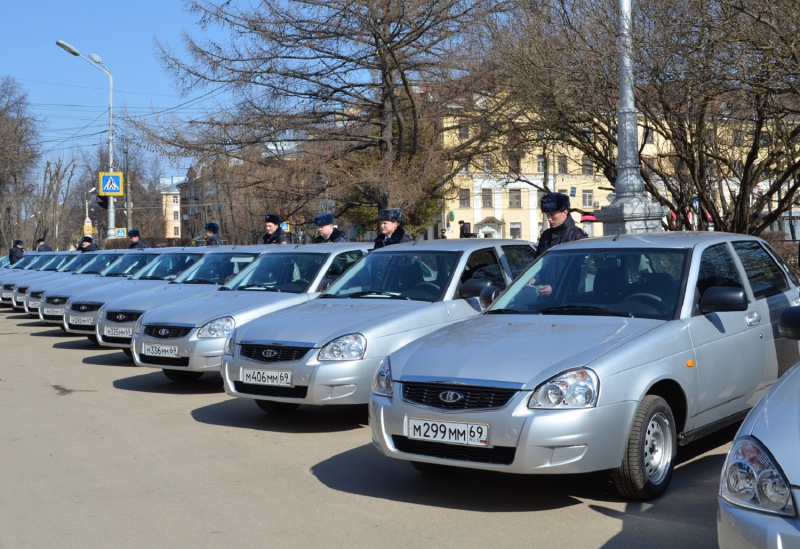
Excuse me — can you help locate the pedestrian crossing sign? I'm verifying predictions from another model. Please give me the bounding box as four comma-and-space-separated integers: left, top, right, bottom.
98, 172, 124, 196
116, 228, 127, 238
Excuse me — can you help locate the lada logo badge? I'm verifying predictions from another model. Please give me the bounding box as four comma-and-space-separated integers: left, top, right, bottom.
158, 328, 170, 336
79, 305, 88, 312
262, 349, 278, 358
116, 314, 127, 321
439, 391, 463, 403
52, 298, 61, 304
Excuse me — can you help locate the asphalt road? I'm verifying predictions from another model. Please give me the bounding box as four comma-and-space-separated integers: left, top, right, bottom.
0, 310, 731, 549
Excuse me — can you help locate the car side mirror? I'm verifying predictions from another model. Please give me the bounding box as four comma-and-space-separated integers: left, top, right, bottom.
460, 278, 493, 299
479, 286, 500, 308
224, 274, 236, 284
779, 306, 800, 339
699, 286, 748, 314
318, 277, 337, 292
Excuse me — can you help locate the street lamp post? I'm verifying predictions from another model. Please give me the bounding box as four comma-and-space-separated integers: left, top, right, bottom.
56, 40, 117, 240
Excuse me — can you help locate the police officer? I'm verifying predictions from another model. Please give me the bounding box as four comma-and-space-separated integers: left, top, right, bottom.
373, 208, 412, 249
128, 229, 151, 249
313, 213, 348, 243
262, 214, 290, 244
205, 222, 223, 246
79, 236, 99, 253
458, 220, 470, 238
9, 240, 24, 264
35, 238, 52, 251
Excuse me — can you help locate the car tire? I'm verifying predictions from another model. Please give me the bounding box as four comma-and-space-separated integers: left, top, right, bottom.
122, 348, 133, 358
87, 335, 99, 345
162, 369, 203, 382
254, 400, 300, 414
613, 395, 677, 501
410, 461, 453, 475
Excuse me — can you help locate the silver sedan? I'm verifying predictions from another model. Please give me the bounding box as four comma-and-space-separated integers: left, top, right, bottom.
222, 239, 536, 413
369, 233, 800, 500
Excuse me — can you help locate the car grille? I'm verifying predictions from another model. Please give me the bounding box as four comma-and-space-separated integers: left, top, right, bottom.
16, 286, 28, 294
45, 296, 68, 304
401, 382, 519, 411
30, 291, 44, 299
139, 355, 190, 367
42, 314, 63, 321
67, 323, 94, 332
239, 344, 312, 363
103, 336, 131, 345
143, 325, 193, 339
71, 302, 102, 312
391, 436, 516, 465
232, 381, 308, 398
3, 284, 14, 291
105, 311, 142, 323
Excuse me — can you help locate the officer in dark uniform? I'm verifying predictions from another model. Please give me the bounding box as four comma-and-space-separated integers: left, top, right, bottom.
262, 214, 290, 244
205, 222, 223, 246
79, 236, 99, 253
35, 238, 52, 251
128, 229, 151, 249
313, 213, 349, 243
373, 208, 412, 249
9, 240, 24, 264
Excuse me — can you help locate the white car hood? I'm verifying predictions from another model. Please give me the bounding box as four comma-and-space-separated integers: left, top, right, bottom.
68, 279, 168, 303
40, 275, 122, 296
392, 314, 664, 388
102, 283, 219, 312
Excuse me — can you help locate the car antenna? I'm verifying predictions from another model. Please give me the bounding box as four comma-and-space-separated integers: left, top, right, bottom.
612, 232, 621, 242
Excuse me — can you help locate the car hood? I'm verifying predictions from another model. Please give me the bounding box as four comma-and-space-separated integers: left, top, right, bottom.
67, 279, 168, 304
236, 298, 432, 346
102, 284, 218, 313
43, 276, 129, 297
142, 290, 313, 326
392, 314, 664, 388
747, 364, 800, 484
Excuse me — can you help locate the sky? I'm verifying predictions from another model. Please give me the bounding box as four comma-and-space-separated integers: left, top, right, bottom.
0, 0, 215, 179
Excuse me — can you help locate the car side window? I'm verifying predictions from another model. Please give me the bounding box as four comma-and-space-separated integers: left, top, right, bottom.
695, 244, 744, 309
460, 248, 505, 290
732, 241, 790, 299
324, 251, 364, 279
760, 241, 800, 286
502, 245, 536, 279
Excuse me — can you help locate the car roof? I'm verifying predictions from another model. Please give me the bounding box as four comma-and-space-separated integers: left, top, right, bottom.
549, 232, 764, 251
370, 238, 535, 253
265, 242, 371, 253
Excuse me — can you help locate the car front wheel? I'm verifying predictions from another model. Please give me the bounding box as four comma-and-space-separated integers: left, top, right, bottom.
162, 369, 203, 382
613, 395, 676, 501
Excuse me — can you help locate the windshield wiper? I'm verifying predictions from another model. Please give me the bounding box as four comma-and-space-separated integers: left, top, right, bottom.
318, 294, 340, 298
486, 308, 522, 315
182, 279, 219, 285
347, 291, 409, 300
238, 285, 281, 292
536, 305, 632, 318
103, 273, 128, 277
137, 276, 167, 280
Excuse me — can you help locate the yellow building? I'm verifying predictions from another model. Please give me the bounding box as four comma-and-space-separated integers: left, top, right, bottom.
159, 177, 184, 239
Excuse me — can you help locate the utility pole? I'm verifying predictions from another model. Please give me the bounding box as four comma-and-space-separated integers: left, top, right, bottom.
123, 143, 132, 231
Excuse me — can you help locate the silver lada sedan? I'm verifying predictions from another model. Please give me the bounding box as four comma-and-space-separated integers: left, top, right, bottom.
0, 252, 50, 306
717, 306, 800, 549
7, 252, 77, 310
133, 243, 371, 382
62, 248, 203, 341
21, 252, 108, 315
222, 239, 537, 413
369, 233, 800, 501
95, 247, 264, 354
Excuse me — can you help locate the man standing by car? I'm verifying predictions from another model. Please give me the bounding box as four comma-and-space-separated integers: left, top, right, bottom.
313, 213, 348, 243
262, 214, 290, 244
128, 229, 151, 249
458, 220, 470, 238
205, 222, 223, 246
374, 208, 412, 249
79, 236, 99, 253
35, 238, 52, 251
9, 240, 24, 264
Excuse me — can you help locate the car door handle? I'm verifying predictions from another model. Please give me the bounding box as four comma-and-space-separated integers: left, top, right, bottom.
746, 312, 761, 326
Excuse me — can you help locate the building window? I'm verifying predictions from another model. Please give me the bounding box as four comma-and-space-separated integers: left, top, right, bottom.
508, 154, 521, 174
537, 155, 546, 173
459, 188, 471, 208
557, 156, 568, 174
481, 156, 493, 173
173, 227, 180, 236
509, 189, 521, 208
732, 130, 743, 147
482, 189, 493, 208
644, 127, 654, 144
173, 211, 179, 220
581, 127, 594, 143
510, 222, 522, 239
458, 121, 469, 140
172, 196, 179, 204
582, 190, 594, 208
581, 157, 594, 175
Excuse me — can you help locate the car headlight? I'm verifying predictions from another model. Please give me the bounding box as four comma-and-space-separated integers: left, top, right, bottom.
720, 437, 796, 517
529, 368, 599, 409
318, 333, 366, 361
223, 328, 237, 356
197, 316, 235, 338
133, 313, 143, 334
371, 356, 393, 396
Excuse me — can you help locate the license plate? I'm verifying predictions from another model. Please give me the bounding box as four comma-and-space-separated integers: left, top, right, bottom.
43, 307, 64, 316
104, 326, 132, 337
242, 369, 292, 386
407, 418, 489, 446
13, 296, 23, 303
70, 315, 94, 325
29, 301, 40, 308
142, 343, 179, 357
1, 292, 11, 298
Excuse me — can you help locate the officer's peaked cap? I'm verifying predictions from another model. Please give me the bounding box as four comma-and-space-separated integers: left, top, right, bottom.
314, 213, 334, 227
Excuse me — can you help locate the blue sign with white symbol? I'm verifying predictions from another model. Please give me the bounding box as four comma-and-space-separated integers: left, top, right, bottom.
116, 228, 127, 238
98, 172, 124, 196
280, 221, 289, 231
690, 197, 700, 212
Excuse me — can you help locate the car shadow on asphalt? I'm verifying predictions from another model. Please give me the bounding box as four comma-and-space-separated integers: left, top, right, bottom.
28, 327, 76, 337
5, 314, 36, 321
190, 398, 368, 434
113, 370, 224, 394
82, 351, 136, 367
53, 339, 100, 350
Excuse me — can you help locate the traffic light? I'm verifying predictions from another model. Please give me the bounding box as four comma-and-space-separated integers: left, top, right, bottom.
96, 195, 109, 210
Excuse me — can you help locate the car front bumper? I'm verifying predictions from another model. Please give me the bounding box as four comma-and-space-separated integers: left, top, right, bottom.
23, 294, 44, 316
38, 297, 71, 324
96, 317, 138, 348
368, 388, 638, 474
63, 306, 104, 335
222, 354, 384, 406
718, 497, 800, 549
132, 331, 225, 372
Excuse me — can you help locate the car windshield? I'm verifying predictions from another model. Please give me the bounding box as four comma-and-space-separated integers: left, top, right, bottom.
324, 251, 460, 302
490, 248, 688, 321
40, 254, 76, 271
57, 254, 97, 272
32, 255, 60, 271
131, 253, 205, 281
224, 253, 328, 293
17, 255, 46, 270
74, 254, 122, 275
173, 253, 258, 285
99, 253, 160, 278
